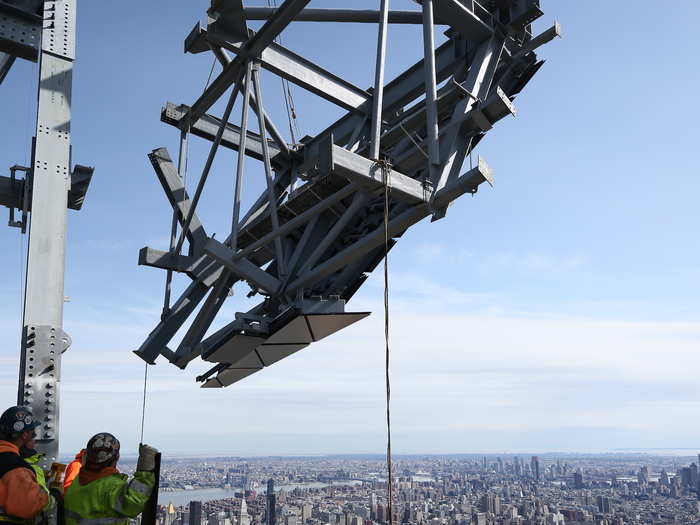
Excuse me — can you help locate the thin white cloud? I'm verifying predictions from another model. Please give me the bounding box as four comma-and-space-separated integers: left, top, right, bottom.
2, 266, 699, 455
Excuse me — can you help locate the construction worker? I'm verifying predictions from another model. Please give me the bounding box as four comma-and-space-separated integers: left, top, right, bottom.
63, 433, 158, 525
0, 405, 52, 522
63, 449, 86, 490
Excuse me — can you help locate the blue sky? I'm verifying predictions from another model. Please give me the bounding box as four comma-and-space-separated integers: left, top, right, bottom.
1, 0, 700, 457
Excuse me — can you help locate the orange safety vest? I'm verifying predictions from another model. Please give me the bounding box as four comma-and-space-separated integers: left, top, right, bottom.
63, 450, 86, 490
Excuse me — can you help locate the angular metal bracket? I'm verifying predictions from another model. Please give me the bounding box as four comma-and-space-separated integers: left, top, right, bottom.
19, 325, 70, 465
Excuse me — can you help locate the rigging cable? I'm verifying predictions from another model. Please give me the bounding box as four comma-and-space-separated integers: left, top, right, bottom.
267, 0, 302, 145
203, 55, 216, 92
381, 161, 394, 525
139, 363, 148, 444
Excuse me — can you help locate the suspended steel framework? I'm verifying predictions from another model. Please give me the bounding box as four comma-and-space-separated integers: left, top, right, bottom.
135, 0, 559, 388
0, 0, 92, 464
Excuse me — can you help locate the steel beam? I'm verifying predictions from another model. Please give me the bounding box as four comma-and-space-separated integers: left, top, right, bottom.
299, 38, 465, 164
0, 52, 15, 83
207, 31, 370, 113
135, 0, 556, 386
393, 86, 516, 174
235, 183, 357, 261
0, 2, 41, 61
209, 46, 291, 158
287, 160, 492, 292
204, 238, 281, 295
520, 22, 562, 55
370, 0, 390, 159
172, 272, 238, 368
134, 278, 212, 364
295, 192, 368, 277
422, 0, 440, 169
433, 36, 503, 194
0, 175, 22, 209
186, 0, 312, 123
138, 247, 197, 277
149, 148, 208, 249
431, 0, 493, 42
161, 102, 287, 167
175, 76, 244, 256
320, 140, 427, 204
209, 0, 248, 40
251, 64, 286, 274
242, 8, 433, 24
231, 61, 253, 251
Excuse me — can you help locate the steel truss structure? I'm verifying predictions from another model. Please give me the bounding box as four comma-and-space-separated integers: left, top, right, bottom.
136, 0, 558, 388
1, 0, 92, 464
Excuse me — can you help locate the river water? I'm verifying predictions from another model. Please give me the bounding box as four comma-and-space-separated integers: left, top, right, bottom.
159, 481, 362, 506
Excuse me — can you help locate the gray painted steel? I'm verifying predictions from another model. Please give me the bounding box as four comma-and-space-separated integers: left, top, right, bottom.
243, 8, 433, 24
15, 0, 81, 466
1, 0, 92, 465
136, 0, 557, 388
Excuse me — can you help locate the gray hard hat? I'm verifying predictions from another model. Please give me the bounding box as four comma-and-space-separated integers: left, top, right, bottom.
86, 432, 121, 466
0, 406, 40, 438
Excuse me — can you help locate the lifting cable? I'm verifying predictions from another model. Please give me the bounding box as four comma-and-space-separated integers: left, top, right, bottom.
141, 102, 193, 445
139, 364, 148, 444
380, 161, 394, 525
267, 0, 302, 146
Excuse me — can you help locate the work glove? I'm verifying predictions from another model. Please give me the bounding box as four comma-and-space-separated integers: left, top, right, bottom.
137, 443, 159, 472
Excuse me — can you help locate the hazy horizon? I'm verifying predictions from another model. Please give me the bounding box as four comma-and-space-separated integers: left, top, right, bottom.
2, 1, 700, 457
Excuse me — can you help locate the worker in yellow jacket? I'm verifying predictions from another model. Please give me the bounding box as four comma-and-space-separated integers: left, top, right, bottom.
63, 433, 158, 525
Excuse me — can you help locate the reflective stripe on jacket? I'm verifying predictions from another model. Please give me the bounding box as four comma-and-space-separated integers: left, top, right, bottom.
63, 471, 154, 525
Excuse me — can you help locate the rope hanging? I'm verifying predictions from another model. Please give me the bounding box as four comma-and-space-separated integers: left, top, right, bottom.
381, 161, 394, 525
267, 0, 302, 146
139, 363, 148, 444
145, 113, 191, 444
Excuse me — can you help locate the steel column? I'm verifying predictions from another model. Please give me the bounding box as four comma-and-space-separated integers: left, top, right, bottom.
251, 64, 286, 275
231, 62, 253, 252
422, 0, 440, 170
18, 0, 76, 465
370, 0, 390, 160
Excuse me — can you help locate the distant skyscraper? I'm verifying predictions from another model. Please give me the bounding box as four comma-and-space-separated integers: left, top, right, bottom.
697, 455, 700, 500
596, 496, 611, 514
680, 467, 692, 488
573, 470, 584, 489
531, 456, 540, 482
165, 504, 177, 525
239, 496, 251, 525
189, 501, 203, 525
267, 479, 277, 525
690, 463, 698, 489
638, 465, 649, 486
480, 493, 495, 513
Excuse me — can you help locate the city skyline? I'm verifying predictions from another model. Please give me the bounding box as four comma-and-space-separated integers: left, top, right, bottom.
1, 1, 700, 457
134, 452, 700, 523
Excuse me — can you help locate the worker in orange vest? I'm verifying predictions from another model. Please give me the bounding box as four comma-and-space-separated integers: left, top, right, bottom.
0, 406, 52, 523
63, 449, 86, 490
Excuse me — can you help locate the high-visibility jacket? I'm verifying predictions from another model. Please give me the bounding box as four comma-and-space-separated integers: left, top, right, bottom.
0, 441, 50, 523
22, 453, 48, 493
63, 470, 154, 525
64, 450, 86, 490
